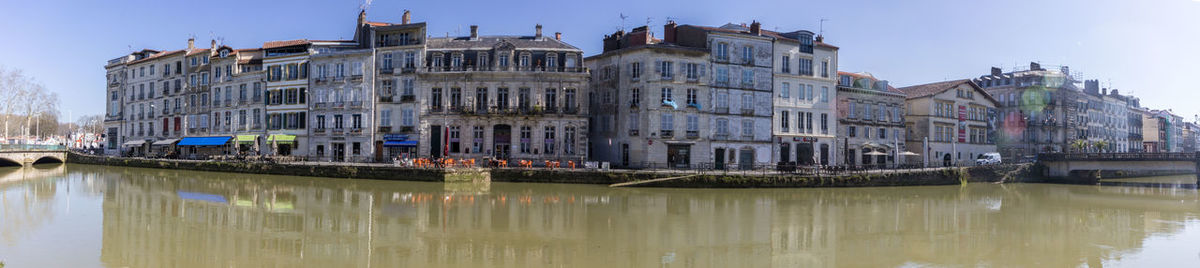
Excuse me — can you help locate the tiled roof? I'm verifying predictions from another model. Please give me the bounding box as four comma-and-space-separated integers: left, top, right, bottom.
426, 36, 579, 51
897, 79, 998, 104
185, 48, 209, 56
263, 39, 310, 49
127, 49, 185, 65
816, 41, 838, 49
365, 21, 393, 27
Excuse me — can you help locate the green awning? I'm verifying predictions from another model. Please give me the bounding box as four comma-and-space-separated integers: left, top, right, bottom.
236, 135, 259, 144
267, 134, 296, 144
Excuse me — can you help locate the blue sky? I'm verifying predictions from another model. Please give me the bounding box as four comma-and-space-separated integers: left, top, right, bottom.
2, 0, 1199, 122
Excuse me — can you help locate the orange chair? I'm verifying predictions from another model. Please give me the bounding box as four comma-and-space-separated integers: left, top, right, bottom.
568, 161, 576, 169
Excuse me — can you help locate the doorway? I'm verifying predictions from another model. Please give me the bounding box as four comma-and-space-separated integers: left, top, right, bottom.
667, 144, 691, 169
943, 153, 952, 167
714, 148, 726, 170
493, 124, 511, 159
332, 143, 346, 162
430, 125, 443, 159
798, 143, 814, 165
820, 144, 829, 166
779, 143, 791, 163
738, 148, 754, 170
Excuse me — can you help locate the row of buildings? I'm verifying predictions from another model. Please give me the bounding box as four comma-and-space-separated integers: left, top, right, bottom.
102, 10, 1198, 168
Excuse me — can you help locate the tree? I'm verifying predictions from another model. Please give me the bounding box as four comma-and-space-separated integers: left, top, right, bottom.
78, 115, 104, 134
1093, 140, 1109, 153
1071, 140, 1089, 153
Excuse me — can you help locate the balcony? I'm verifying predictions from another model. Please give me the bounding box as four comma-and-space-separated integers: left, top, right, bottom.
430, 106, 443, 113
563, 106, 579, 114
350, 75, 363, 82
314, 102, 328, 109
713, 133, 730, 140
378, 126, 392, 133
659, 130, 674, 138
350, 128, 363, 135
349, 101, 363, 108
400, 95, 416, 103
401, 67, 416, 74
686, 130, 699, 138
629, 129, 639, 136
332, 102, 345, 109
314, 77, 328, 84
379, 96, 393, 103
332, 128, 344, 135
629, 101, 639, 109
399, 126, 414, 133
741, 108, 755, 115
715, 107, 729, 114
378, 68, 394, 75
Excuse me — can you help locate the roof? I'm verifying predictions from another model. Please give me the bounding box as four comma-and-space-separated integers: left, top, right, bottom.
185, 48, 209, 56
837, 71, 903, 94
426, 35, 580, 51
127, 49, 186, 65
263, 39, 311, 49
897, 79, 998, 104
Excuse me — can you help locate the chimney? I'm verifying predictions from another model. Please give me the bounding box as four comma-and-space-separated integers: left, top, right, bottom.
210, 39, 217, 50
1030, 62, 1041, 71
1102, 88, 1108, 96
358, 9, 366, 26
401, 10, 411, 24
536, 24, 543, 39
815, 35, 824, 42
990, 67, 1002, 76
663, 20, 677, 43
555, 32, 562, 41
749, 21, 761, 35
470, 25, 478, 39
187, 38, 195, 50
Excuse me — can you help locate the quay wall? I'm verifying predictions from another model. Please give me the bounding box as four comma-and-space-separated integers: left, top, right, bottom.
70, 153, 1032, 188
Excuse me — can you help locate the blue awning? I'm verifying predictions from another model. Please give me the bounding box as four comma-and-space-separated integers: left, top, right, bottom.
177, 136, 233, 146
383, 140, 418, 147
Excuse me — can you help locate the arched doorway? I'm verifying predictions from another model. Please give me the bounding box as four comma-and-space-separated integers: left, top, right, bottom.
943, 153, 952, 167
493, 124, 512, 159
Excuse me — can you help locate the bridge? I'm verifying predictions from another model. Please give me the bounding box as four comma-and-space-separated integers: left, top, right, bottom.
1037, 153, 1199, 183
0, 145, 68, 167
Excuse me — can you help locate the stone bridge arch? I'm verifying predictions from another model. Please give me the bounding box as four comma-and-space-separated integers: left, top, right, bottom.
0, 156, 19, 167
32, 155, 64, 165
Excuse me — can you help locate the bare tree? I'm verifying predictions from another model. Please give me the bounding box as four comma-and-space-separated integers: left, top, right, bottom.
0, 66, 31, 139
78, 115, 104, 134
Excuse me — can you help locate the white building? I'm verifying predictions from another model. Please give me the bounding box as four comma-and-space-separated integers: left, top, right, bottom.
766, 29, 838, 166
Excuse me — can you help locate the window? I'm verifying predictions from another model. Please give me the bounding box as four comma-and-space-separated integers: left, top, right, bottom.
473, 126, 484, 153
660, 114, 674, 131
659, 60, 673, 79
519, 54, 529, 67
781, 83, 790, 99
404, 52, 416, 68
686, 63, 698, 80
878, 128, 886, 139
686, 89, 697, 106
631, 62, 641, 80
333, 114, 344, 129
716, 42, 728, 60
628, 113, 640, 132
848, 126, 857, 137
382, 53, 393, 69
499, 54, 509, 67
741, 94, 753, 110
402, 79, 414, 96
543, 126, 556, 154
821, 60, 829, 78
352, 114, 362, 129
742, 46, 753, 63
716, 118, 729, 135
401, 109, 414, 126
545, 88, 558, 108
520, 126, 531, 153
742, 69, 753, 86
849, 102, 857, 119
798, 58, 813, 76
781, 56, 791, 73
660, 87, 672, 103
547, 54, 558, 68
821, 86, 829, 102
563, 126, 576, 154
742, 120, 753, 136
687, 115, 699, 132
820, 113, 828, 134
781, 111, 790, 131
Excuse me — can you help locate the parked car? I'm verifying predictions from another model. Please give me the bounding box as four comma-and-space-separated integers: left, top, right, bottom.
976, 152, 1002, 165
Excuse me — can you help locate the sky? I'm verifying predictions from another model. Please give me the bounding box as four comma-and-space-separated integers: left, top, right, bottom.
2, 0, 1199, 122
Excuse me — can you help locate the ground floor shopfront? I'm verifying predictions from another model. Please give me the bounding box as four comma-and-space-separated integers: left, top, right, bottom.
774, 136, 835, 166
416, 117, 588, 162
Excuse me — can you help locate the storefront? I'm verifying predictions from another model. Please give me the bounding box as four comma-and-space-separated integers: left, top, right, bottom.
121, 140, 148, 157
150, 139, 180, 158
382, 134, 418, 160
267, 134, 296, 156
177, 136, 234, 159
236, 135, 260, 154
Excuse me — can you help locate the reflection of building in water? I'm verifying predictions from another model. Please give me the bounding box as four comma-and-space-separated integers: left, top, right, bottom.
81, 163, 1200, 268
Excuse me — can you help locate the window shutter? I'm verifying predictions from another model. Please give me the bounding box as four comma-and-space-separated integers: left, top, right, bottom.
654, 60, 661, 74
700, 64, 706, 77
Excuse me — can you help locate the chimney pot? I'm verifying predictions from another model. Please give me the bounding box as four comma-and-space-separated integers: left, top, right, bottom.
211, 39, 217, 49
663, 20, 677, 44
402, 10, 411, 24
470, 25, 478, 39
555, 32, 562, 41
536, 24, 543, 38
750, 21, 761, 35
187, 38, 195, 50
358, 9, 366, 26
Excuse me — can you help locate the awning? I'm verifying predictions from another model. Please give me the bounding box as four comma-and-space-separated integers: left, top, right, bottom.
236, 135, 259, 144
177, 191, 227, 203
267, 134, 296, 145
122, 140, 147, 147
151, 139, 178, 145
383, 140, 418, 147
177, 136, 233, 146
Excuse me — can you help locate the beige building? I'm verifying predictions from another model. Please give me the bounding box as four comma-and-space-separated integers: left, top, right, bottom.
899, 80, 998, 167
836, 72, 907, 167
208, 47, 267, 153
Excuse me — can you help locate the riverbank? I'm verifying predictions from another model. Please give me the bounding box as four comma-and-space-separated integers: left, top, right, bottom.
68, 152, 1033, 188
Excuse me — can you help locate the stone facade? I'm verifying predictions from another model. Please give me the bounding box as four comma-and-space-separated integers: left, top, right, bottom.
308, 49, 376, 162
836, 72, 907, 167
768, 30, 838, 166
208, 47, 267, 153
900, 80, 998, 167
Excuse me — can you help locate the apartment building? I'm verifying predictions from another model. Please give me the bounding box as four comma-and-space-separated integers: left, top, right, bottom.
974, 63, 1081, 159
121, 48, 189, 156
359, 10, 426, 160
104, 54, 133, 154
673, 22, 775, 169
836, 72, 906, 167
418, 24, 588, 161
587, 24, 713, 169
183, 42, 213, 138
208, 46, 267, 153
766, 29, 838, 166
309, 48, 376, 162
261, 40, 315, 156
899, 80, 998, 167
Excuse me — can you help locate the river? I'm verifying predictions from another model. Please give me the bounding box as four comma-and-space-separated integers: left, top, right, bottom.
1, 164, 1198, 267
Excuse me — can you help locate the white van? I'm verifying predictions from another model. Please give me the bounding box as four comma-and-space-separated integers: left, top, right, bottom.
975, 152, 1002, 165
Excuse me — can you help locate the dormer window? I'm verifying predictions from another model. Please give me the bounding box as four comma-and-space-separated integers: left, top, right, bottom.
499, 54, 510, 67
546, 54, 558, 67
432, 53, 443, 67
219, 50, 229, 57
519, 53, 530, 67
451, 54, 462, 67
478, 52, 489, 68
839, 75, 851, 86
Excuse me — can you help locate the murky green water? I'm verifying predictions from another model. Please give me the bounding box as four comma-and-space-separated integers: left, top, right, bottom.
1, 164, 1198, 267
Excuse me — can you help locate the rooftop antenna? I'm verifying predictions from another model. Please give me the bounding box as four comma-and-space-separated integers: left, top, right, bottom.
359, 0, 373, 11
619, 13, 628, 31
818, 18, 829, 36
